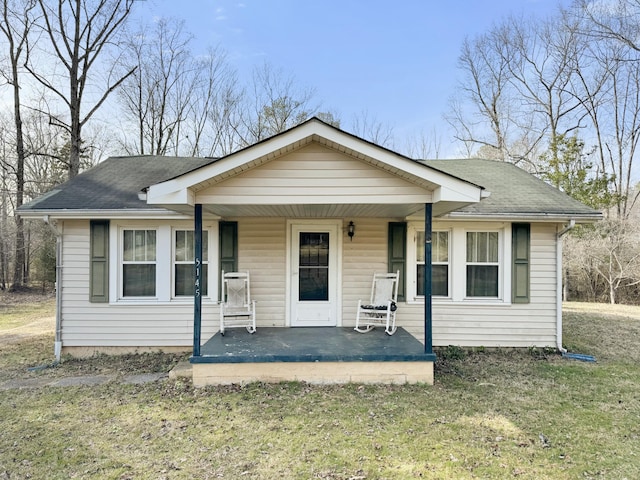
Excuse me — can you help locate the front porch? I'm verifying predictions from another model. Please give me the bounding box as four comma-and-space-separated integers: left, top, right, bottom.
190, 327, 436, 386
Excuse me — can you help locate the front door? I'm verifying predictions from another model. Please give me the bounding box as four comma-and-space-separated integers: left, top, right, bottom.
290, 221, 340, 326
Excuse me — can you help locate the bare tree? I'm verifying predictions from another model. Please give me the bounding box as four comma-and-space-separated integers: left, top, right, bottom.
117, 17, 198, 156
503, 14, 586, 164
449, 14, 586, 169
239, 62, 318, 144
1, 0, 38, 290
26, 0, 136, 179
570, 1, 640, 218
573, 0, 640, 53
445, 30, 513, 162
403, 127, 442, 159
117, 20, 244, 158
316, 111, 341, 128
0, 121, 12, 290
600, 55, 640, 217
21, 112, 71, 199
581, 218, 640, 304
183, 46, 243, 157
350, 110, 395, 148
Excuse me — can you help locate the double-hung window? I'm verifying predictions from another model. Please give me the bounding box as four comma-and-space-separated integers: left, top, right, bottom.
466, 231, 499, 297
122, 229, 157, 297
174, 230, 209, 297
416, 230, 449, 298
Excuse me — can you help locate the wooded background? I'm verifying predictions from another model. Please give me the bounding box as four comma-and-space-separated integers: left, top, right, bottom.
1, 0, 639, 303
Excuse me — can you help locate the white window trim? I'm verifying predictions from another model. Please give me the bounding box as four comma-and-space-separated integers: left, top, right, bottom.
118, 225, 160, 301
108, 220, 219, 304
407, 225, 451, 302
464, 229, 502, 300
407, 222, 512, 305
171, 227, 213, 300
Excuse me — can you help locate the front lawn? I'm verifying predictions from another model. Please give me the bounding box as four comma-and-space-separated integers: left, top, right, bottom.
0, 299, 638, 479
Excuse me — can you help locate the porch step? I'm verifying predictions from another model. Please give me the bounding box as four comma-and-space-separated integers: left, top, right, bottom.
169, 360, 192, 380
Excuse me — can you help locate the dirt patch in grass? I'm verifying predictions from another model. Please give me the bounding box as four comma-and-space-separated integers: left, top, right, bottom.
0, 286, 55, 306
0, 335, 185, 384
0, 290, 184, 383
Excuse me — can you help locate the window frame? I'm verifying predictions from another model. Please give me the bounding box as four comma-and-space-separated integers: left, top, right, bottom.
407, 225, 451, 301
172, 228, 210, 298
465, 230, 501, 299
110, 221, 219, 304
406, 222, 510, 304
120, 228, 158, 299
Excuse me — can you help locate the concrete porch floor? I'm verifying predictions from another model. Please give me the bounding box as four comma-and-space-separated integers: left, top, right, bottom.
190, 327, 436, 386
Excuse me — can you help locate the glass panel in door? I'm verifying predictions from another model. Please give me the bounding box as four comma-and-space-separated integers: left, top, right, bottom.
298, 232, 329, 301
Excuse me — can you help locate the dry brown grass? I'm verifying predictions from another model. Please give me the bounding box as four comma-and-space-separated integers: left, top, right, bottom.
563, 301, 640, 363
1, 295, 639, 479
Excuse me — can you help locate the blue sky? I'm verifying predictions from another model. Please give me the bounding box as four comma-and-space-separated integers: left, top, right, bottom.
135, 0, 569, 154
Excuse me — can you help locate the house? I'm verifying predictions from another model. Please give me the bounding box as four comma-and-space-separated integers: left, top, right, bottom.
18, 118, 601, 385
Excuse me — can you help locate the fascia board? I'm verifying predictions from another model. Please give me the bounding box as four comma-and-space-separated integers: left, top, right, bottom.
147, 189, 194, 206
17, 209, 195, 220
433, 184, 484, 204
439, 212, 603, 223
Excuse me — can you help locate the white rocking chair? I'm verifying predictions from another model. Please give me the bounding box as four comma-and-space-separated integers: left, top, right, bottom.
219, 271, 256, 336
354, 271, 400, 335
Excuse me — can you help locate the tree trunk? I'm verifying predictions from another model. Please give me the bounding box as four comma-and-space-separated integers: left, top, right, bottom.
11, 219, 25, 290
0, 162, 7, 290
9, 30, 27, 290
68, 0, 81, 180
610, 283, 616, 305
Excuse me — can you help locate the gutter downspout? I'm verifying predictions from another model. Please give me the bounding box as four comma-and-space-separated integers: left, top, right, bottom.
556, 219, 575, 354
44, 215, 63, 362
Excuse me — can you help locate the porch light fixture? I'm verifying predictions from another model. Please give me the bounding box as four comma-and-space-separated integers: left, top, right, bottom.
348, 221, 355, 241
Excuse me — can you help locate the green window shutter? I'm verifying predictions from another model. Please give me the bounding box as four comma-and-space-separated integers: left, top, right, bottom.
388, 222, 407, 301
90, 220, 109, 303
512, 223, 530, 304
219, 221, 238, 275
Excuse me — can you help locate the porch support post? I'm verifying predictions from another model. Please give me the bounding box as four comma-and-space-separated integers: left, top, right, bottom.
424, 203, 433, 354
193, 203, 203, 357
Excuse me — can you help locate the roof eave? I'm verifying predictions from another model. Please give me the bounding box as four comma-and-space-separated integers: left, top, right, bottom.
439, 212, 603, 223
17, 208, 198, 220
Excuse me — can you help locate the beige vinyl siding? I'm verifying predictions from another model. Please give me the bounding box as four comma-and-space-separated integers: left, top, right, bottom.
59, 220, 218, 347
237, 217, 393, 328
59, 218, 558, 349
236, 218, 287, 326
197, 143, 433, 205
399, 223, 558, 347
342, 219, 393, 327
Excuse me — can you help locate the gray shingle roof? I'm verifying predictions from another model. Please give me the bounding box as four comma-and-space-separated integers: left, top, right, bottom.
20, 156, 213, 212
19, 154, 600, 220
423, 158, 601, 217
